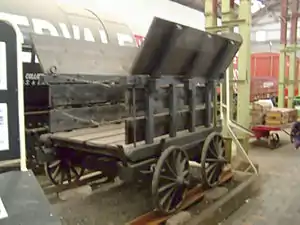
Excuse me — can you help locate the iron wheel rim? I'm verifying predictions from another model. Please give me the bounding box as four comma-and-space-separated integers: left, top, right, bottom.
152, 146, 190, 215
44, 159, 85, 186
268, 133, 280, 149
201, 132, 227, 188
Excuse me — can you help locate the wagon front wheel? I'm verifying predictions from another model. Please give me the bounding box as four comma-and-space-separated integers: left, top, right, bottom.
44, 158, 85, 186
201, 132, 227, 188
152, 146, 190, 215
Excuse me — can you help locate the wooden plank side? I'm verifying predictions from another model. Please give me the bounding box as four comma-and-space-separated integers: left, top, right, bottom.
125, 107, 209, 144
68, 128, 124, 142
49, 104, 128, 132
129, 86, 206, 113
50, 84, 126, 107
87, 133, 125, 145
50, 123, 124, 139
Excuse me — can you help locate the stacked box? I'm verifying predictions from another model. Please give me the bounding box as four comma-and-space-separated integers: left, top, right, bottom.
250, 101, 273, 126
265, 108, 297, 125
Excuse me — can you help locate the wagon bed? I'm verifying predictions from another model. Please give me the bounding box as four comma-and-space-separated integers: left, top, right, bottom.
43, 123, 219, 163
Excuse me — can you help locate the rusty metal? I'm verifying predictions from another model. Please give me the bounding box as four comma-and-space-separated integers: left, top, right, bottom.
128, 170, 233, 225
280, 0, 288, 45
290, 0, 300, 45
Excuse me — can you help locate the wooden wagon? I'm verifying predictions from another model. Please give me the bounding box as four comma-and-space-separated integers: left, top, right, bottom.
33, 17, 242, 214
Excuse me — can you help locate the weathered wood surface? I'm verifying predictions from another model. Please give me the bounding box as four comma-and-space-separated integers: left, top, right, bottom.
50, 123, 125, 143
129, 86, 207, 112
49, 104, 129, 133
44, 121, 218, 162
125, 106, 211, 144
50, 84, 126, 107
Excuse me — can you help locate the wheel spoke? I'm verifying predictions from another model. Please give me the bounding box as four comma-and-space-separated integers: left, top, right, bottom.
70, 166, 80, 178
158, 182, 176, 193
165, 188, 176, 212
160, 175, 177, 182
209, 144, 218, 158
206, 158, 220, 163
159, 186, 175, 207
49, 160, 60, 169
207, 164, 218, 184
52, 164, 61, 180
165, 159, 177, 177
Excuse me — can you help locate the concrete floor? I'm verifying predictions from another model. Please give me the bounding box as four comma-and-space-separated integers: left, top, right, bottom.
48, 131, 300, 225
223, 132, 300, 225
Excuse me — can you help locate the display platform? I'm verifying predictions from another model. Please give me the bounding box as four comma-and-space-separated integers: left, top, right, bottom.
0, 170, 61, 225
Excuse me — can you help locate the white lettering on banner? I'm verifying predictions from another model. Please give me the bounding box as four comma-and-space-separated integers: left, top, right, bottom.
72, 25, 80, 40
0, 12, 134, 46
83, 28, 95, 42
32, 18, 59, 36
25, 73, 43, 86
117, 33, 134, 46
99, 30, 108, 44
59, 22, 71, 39
263, 81, 274, 88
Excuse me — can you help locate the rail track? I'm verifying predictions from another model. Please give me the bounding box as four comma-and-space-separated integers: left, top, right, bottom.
128, 170, 233, 225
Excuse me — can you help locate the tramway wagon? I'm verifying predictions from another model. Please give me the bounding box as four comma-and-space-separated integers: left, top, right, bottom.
35, 17, 242, 214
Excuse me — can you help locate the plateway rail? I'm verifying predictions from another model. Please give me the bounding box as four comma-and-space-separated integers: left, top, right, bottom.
128, 171, 233, 225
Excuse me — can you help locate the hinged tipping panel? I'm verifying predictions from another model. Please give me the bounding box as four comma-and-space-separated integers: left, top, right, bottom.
130, 17, 242, 80
30, 34, 138, 76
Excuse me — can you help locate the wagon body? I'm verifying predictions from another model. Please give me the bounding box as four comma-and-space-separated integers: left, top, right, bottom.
35, 17, 242, 214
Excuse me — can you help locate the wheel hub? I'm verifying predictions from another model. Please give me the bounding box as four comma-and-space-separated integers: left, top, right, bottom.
176, 176, 184, 185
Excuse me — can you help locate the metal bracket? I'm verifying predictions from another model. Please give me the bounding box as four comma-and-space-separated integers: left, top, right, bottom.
222, 70, 258, 175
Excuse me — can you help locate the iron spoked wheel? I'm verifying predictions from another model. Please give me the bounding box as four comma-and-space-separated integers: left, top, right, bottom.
44, 158, 85, 186
201, 132, 227, 189
152, 146, 190, 215
268, 133, 280, 149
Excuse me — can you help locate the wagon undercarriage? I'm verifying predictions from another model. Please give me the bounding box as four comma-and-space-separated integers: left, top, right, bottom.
30, 17, 242, 214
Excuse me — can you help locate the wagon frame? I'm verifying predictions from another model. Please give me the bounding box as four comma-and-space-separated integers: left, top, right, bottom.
36, 17, 242, 214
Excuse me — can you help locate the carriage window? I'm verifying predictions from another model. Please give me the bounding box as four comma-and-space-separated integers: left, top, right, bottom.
0, 42, 7, 90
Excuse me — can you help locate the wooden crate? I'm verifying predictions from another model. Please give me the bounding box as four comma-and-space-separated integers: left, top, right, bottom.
265, 108, 297, 125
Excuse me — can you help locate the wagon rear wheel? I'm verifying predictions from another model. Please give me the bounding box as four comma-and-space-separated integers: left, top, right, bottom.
152, 146, 190, 215
268, 133, 280, 149
44, 158, 85, 186
201, 132, 227, 188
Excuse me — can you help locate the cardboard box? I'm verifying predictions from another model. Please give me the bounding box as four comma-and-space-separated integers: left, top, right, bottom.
265, 108, 297, 125
252, 100, 273, 112
250, 110, 266, 125
250, 100, 273, 126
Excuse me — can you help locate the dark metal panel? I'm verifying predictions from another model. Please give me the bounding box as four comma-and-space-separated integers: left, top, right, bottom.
130, 17, 242, 80
0, 21, 21, 161
31, 34, 138, 75
0, 170, 61, 225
